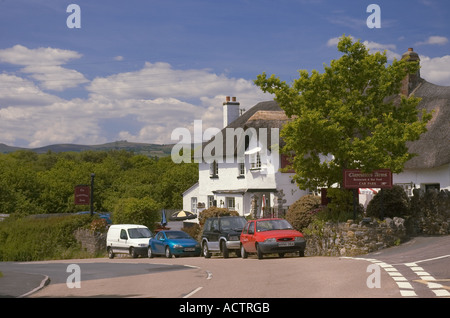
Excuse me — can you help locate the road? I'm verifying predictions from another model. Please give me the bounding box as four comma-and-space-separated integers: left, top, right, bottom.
0, 235, 448, 299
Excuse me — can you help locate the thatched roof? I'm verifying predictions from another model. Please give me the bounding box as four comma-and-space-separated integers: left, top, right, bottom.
403, 78, 450, 169
202, 101, 284, 160
205, 76, 449, 169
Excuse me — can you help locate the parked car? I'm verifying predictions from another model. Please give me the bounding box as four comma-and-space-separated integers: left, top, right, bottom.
240, 218, 306, 259
75, 211, 112, 224
106, 224, 152, 258
148, 230, 201, 258
201, 216, 247, 258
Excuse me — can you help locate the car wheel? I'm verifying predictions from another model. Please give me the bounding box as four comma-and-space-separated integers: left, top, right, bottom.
148, 246, 154, 258
108, 247, 114, 259
299, 250, 305, 257
130, 247, 138, 258
256, 244, 264, 260
221, 241, 229, 258
278, 253, 285, 258
203, 242, 211, 258
241, 244, 248, 259
165, 246, 172, 258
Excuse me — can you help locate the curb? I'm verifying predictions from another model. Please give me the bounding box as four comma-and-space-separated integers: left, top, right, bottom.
18, 275, 51, 298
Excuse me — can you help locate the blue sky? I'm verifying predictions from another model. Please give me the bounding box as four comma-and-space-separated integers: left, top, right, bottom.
0, 0, 449, 148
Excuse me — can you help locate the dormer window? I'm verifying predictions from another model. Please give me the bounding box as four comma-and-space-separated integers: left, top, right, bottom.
237, 162, 245, 178
210, 160, 219, 178
250, 152, 261, 170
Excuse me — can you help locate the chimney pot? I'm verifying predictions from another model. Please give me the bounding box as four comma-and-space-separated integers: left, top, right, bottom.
226, 96, 231, 102
232, 97, 236, 102
408, 48, 413, 52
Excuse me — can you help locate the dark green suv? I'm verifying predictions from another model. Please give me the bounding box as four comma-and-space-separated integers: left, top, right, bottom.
201, 216, 247, 258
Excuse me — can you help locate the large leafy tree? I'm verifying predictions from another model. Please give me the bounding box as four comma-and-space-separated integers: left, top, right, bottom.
255, 36, 432, 190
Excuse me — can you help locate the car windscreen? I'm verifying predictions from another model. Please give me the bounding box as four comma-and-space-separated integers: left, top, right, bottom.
165, 231, 191, 239
128, 227, 152, 238
221, 217, 246, 231
256, 219, 293, 232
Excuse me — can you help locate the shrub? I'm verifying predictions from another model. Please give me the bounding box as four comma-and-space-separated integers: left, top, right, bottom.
111, 197, 161, 231
90, 218, 108, 233
198, 207, 239, 228
286, 195, 321, 231
0, 214, 92, 261
366, 185, 410, 219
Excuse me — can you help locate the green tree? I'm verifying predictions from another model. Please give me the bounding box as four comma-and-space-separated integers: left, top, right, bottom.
255, 36, 432, 190
111, 197, 161, 230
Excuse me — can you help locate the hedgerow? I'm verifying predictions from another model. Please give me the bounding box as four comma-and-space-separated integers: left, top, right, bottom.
0, 214, 93, 261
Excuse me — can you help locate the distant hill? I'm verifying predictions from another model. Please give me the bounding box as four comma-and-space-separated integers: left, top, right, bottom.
0, 141, 174, 157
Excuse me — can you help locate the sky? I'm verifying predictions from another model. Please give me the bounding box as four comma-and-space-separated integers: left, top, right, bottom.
0, 0, 449, 148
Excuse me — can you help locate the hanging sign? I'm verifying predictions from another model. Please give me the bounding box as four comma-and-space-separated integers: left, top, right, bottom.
343, 169, 393, 189
74, 185, 90, 205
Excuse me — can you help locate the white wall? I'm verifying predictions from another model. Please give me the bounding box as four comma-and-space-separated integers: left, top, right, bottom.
394, 164, 450, 192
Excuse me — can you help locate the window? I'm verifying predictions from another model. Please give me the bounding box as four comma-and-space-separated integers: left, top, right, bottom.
250, 152, 261, 170
248, 222, 255, 234
210, 161, 218, 178
238, 162, 245, 177
191, 197, 197, 213
425, 183, 440, 192
226, 197, 235, 210
208, 195, 215, 208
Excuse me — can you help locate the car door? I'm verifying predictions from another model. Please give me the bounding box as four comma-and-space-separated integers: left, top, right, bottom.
243, 221, 256, 253
153, 232, 165, 254
116, 229, 129, 253
208, 218, 220, 251
240, 222, 250, 250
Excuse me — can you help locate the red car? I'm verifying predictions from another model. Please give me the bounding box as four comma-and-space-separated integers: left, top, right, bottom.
240, 218, 306, 259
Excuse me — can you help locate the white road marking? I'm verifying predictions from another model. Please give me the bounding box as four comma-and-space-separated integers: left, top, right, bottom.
183, 286, 203, 298
405, 262, 450, 297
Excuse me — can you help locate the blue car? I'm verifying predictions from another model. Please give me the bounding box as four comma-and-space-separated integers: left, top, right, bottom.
148, 230, 201, 258
75, 211, 112, 224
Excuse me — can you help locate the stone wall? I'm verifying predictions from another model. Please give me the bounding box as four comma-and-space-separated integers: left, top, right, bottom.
304, 217, 408, 257
305, 189, 450, 257
74, 228, 106, 255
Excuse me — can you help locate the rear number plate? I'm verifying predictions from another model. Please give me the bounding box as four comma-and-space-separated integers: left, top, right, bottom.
278, 242, 294, 247
184, 248, 195, 251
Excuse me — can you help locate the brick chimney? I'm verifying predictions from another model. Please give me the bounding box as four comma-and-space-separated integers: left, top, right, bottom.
400, 48, 421, 96
223, 96, 240, 128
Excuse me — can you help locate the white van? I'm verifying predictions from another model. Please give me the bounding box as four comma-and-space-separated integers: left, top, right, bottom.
106, 224, 153, 258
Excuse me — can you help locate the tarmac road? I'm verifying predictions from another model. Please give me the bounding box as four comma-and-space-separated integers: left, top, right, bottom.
1, 235, 448, 299
1, 255, 399, 298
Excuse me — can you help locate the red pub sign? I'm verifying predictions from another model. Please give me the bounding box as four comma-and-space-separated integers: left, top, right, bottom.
74, 185, 90, 205
343, 169, 393, 189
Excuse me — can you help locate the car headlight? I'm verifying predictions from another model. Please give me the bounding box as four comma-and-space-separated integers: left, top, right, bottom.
264, 238, 276, 243
173, 244, 183, 249
294, 237, 305, 242
138, 243, 147, 247
229, 235, 239, 241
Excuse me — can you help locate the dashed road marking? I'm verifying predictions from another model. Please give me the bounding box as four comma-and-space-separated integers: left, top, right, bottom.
405, 262, 450, 297
344, 255, 450, 298
342, 257, 417, 297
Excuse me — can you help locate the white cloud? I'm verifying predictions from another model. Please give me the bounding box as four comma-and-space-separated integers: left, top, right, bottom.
0, 73, 62, 106
0, 45, 88, 91
415, 36, 449, 46
0, 48, 273, 148
0, 45, 82, 66
420, 55, 450, 86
